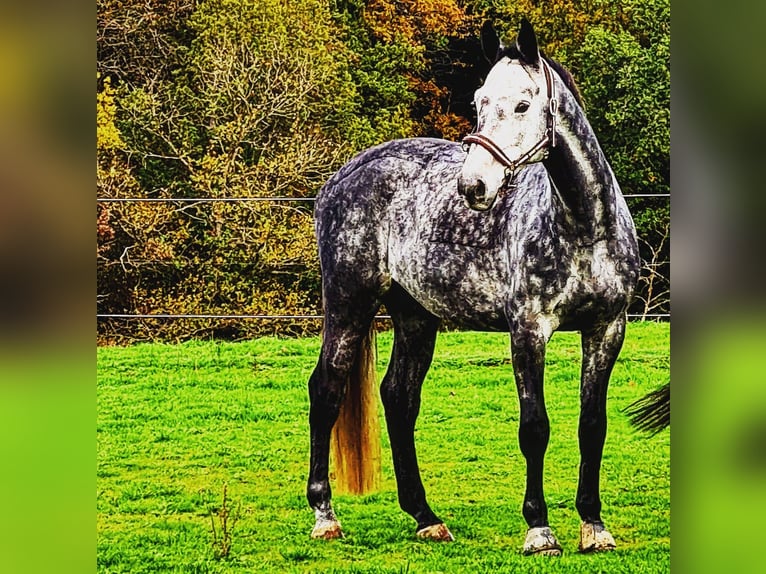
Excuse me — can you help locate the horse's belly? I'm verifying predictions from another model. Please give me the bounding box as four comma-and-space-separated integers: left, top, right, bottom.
389, 241, 509, 331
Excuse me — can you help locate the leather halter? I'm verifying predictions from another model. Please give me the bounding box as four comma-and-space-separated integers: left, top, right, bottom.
462, 59, 558, 184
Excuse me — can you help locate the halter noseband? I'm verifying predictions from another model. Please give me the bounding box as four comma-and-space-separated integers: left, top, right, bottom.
462, 59, 558, 185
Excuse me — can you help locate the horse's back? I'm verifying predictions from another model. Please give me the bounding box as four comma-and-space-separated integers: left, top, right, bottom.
314, 138, 463, 310
317, 138, 462, 209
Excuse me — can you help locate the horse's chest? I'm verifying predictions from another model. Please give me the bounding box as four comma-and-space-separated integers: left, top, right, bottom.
529, 241, 632, 321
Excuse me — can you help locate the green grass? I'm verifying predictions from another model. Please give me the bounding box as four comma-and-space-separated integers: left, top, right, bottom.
97, 322, 669, 573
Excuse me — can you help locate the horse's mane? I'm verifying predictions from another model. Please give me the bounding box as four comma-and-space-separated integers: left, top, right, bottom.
542, 56, 584, 108
498, 46, 584, 109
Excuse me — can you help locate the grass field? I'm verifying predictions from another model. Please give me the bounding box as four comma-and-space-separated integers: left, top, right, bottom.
97, 322, 669, 573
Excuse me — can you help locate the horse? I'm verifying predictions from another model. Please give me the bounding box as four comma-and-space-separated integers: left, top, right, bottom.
306, 18, 640, 555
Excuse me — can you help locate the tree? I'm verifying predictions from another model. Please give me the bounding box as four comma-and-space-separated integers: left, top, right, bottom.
98, 0, 386, 342
330, 0, 476, 140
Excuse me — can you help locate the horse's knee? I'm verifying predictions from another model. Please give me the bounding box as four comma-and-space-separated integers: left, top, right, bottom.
518, 413, 550, 455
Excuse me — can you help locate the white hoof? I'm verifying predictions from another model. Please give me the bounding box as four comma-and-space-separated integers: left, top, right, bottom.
579, 521, 616, 553
523, 526, 562, 556
311, 517, 343, 539
416, 523, 455, 542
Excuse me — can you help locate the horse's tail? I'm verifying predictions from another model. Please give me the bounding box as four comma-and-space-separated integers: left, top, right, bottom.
330, 326, 382, 494
625, 382, 670, 435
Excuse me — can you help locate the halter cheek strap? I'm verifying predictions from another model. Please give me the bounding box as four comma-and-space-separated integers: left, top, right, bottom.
462, 59, 558, 183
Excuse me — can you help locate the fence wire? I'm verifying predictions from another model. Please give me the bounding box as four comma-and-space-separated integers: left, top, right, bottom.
98, 194, 668, 203
96, 313, 668, 319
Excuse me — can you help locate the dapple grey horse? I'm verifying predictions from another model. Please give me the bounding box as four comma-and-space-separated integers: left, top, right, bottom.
307, 19, 639, 555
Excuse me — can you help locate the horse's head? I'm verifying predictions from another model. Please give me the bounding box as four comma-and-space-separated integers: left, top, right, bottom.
458, 19, 557, 211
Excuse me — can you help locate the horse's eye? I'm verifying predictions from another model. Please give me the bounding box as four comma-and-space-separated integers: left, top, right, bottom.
515, 101, 530, 113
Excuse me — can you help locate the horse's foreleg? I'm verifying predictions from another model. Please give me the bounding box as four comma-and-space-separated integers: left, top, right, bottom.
576, 314, 626, 552
307, 319, 369, 539
380, 308, 450, 540
510, 320, 562, 556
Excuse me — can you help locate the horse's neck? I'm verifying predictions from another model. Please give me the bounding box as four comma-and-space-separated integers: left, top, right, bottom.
543, 86, 620, 241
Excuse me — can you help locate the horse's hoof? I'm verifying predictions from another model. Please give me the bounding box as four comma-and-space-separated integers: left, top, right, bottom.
311, 518, 343, 540
579, 521, 616, 553
416, 523, 455, 542
523, 526, 563, 556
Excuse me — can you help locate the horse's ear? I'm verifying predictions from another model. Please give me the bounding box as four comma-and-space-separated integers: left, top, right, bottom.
480, 21, 504, 63
516, 18, 540, 66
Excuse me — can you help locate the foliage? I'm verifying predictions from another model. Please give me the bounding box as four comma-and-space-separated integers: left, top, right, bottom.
96, 74, 123, 151
364, 0, 466, 44
330, 0, 474, 141
485, 0, 614, 58
632, 204, 670, 317
98, 0, 378, 343
573, 1, 670, 198
97, 1, 671, 343
96, 0, 196, 87
97, 324, 669, 571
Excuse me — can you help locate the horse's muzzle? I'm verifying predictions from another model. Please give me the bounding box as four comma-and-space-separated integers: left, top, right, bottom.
457, 176, 492, 211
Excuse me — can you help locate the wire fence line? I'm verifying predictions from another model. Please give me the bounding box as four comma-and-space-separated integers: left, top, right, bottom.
98, 194, 669, 203
97, 194, 670, 322
96, 313, 668, 319
97, 197, 314, 203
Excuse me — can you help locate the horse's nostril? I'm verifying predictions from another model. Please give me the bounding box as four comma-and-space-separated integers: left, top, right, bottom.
474, 179, 486, 200
457, 177, 486, 203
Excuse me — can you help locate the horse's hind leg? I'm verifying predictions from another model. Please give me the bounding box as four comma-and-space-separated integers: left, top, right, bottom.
509, 318, 562, 556
379, 286, 451, 540
576, 314, 626, 553
307, 309, 377, 539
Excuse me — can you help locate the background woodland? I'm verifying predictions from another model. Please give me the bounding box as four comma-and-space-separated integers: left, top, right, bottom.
97, 0, 669, 344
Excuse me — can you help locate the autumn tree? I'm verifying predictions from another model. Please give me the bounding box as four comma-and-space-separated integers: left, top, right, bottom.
329, 0, 478, 140
98, 0, 386, 342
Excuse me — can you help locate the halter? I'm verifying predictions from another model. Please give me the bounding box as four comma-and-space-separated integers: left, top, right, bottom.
462, 59, 558, 185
